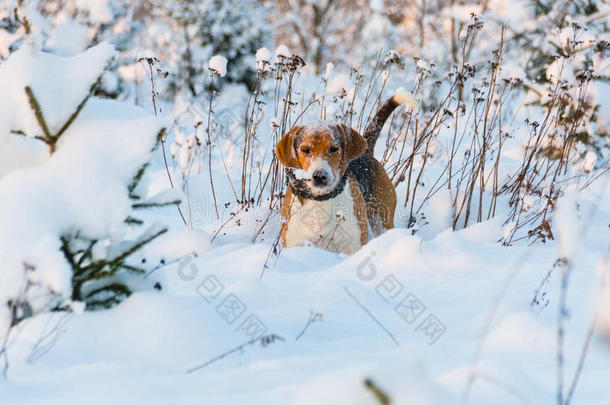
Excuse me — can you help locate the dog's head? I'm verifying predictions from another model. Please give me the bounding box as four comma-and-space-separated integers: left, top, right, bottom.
276, 123, 367, 196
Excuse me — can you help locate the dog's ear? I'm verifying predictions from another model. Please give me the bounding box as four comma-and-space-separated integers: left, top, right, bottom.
336, 124, 367, 162
276, 126, 302, 168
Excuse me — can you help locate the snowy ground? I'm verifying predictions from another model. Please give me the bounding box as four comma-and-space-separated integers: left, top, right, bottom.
1, 166, 608, 404
1, 13, 609, 403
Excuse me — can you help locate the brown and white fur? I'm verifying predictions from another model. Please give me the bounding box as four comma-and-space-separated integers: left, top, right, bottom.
276, 94, 410, 254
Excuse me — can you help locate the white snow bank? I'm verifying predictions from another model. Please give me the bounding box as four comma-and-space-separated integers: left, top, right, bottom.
2, 214, 610, 404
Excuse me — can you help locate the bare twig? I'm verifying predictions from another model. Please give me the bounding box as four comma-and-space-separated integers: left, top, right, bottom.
295, 310, 323, 341
186, 334, 284, 373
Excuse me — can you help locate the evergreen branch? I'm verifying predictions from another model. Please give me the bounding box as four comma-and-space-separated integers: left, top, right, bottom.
85, 283, 131, 300
128, 128, 166, 200
125, 216, 144, 225
86, 296, 123, 310
64, 227, 166, 304
25, 75, 103, 153
76, 228, 166, 281
128, 163, 150, 199
131, 199, 182, 209
59, 236, 78, 269
118, 263, 146, 274
76, 240, 97, 268
103, 228, 168, 275
364, 379, 391, 405
82, 269, 113, 281
55, 76, 102, 140
85, 283, 132, 309
24, 86, 52, 143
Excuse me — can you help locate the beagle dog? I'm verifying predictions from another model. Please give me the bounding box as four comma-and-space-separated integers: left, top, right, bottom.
276, 94, 411, 254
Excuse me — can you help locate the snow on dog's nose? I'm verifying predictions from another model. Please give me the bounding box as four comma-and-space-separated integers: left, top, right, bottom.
306, 159, 336, 193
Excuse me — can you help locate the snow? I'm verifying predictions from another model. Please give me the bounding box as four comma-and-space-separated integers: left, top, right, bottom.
70, 300, 86, 315
459, 29, 468, 41
274, 44, 291, 63
0, 41, 116, 140
447, 4, 482, 23
416, 58, 431, 71
0, 29, 21, 58
256, 46, 272, 63
1, 2, 610, 405
208, 54, 228, 77
74, 0, 113, 24
1, 212, 608, 404
137, 48, 155, 60
546, 57, 575, 84
553, 191, 580, 261
293, 168, 313, 180
45, 20, 90, 55
0, 134, 48, 179
256, 46, 272, 72
599, 259, 610, 343
574, 150, 597, 173
324, 62, 334, 82
327, 73, 351, 96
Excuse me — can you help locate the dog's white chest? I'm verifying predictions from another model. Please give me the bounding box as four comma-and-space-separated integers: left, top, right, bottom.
285, 183, 362, 254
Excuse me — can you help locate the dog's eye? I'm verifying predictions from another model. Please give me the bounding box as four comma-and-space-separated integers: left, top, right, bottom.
329, 146, 339, 154
300, 147, 311, 155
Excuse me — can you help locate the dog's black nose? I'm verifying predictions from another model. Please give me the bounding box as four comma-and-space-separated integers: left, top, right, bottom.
312, 170, 328, 186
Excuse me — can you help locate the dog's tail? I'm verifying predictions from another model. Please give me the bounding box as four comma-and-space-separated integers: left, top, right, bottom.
363, 89, 416, 155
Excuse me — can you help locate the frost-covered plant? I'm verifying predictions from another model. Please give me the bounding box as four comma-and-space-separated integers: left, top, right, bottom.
0, 40, 174, 330
241, 46, 306, 208
377, 15, 608, 242
501, 69, 606, 244
235, 15, 607, 245
516, 0, 610, 156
